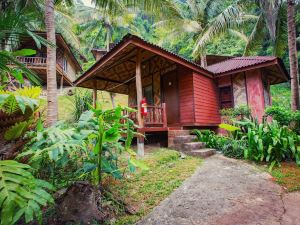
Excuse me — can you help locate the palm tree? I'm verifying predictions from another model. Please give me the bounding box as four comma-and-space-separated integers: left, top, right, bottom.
45, 0, 58, 125
75, 2, 135, 108
287, 0, 299, 110
154, 0, 253, 67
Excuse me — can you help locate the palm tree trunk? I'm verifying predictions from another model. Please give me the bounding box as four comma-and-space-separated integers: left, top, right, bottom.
106, 26, 116, 108
287, 0, 299, 111
45, 0, 58, 125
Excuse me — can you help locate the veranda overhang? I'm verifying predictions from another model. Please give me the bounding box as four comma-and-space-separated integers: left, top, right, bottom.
74, 34, 212, 95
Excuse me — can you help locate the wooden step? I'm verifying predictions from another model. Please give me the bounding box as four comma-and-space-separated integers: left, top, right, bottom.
173, 135, 197, 144
188, 148, 216, 158
182, 142, 206, 151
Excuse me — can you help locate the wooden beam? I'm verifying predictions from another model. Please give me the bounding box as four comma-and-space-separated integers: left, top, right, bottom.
93, 81, 97, 108
136, 49, 144, 157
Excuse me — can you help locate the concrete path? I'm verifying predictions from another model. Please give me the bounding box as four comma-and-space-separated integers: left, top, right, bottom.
137, 155, 300, 225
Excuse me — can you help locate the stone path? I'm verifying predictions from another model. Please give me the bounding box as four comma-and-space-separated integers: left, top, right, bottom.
137, 155, 300, 225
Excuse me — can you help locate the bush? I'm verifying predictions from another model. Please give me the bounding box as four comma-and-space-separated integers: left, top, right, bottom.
220, 105, 251, 121
192, 129, 244, 159
265, 106, 300, 133
241, 119, 300, 169
72, 89, 93, 122
222, 139, 247, 159
191, 129, 218, 148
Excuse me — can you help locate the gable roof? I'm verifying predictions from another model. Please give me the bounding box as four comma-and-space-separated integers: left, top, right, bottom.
75, 34, 213, 87
207, 56, 289, 79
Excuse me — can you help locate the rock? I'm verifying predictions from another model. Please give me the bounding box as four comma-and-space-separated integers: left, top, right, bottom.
56, 181, 106, 225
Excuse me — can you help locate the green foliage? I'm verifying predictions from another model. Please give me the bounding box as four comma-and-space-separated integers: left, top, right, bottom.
72, 89, 93, 122
191, 129, 219, 148
219, 123, 240, 132
0, 160, 54, 225
77, 105, 146, 186
4, 120, 32, 141
220, 105, 251, 119
221, 139, 247, 159
265, 106, 300, 134
18, 121, 87, 188
241, 120, 300, 170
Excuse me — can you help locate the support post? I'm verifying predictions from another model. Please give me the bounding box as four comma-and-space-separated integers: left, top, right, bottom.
93, 82, 97, 108
60, 75, 64, 94
136, 49, 144, 157
162, 103, 167, 128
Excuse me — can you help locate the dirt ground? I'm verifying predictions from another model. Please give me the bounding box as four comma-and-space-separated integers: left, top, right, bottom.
137, 154, 300, 225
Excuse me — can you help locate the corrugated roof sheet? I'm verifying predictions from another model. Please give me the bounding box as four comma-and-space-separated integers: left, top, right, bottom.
206, 56, 277, 74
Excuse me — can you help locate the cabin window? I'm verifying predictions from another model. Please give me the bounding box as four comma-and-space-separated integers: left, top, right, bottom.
62, 58, 68, 72
143, 85, 154, 105
219, 86, 233, 109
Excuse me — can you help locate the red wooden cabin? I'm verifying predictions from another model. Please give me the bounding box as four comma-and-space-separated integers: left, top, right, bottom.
75, 34, 289, 148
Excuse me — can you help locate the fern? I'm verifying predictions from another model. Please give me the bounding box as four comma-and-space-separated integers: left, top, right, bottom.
4, 120, 32, 141
0, 160, 54, 225
0, 94, 39, 114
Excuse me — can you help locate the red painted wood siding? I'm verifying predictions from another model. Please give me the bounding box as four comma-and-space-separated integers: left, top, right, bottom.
193, 72, 221, 125
178, 66, 195, 124
246, 69, 265, 122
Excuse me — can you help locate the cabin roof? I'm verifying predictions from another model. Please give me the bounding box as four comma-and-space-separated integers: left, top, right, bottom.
75, 33, 289, 91
74, 34, 213, 91
206, 56, 290, 82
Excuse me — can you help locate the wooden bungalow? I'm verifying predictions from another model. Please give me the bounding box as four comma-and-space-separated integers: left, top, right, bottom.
75, 34, 289, 151
11, 32, 82, 88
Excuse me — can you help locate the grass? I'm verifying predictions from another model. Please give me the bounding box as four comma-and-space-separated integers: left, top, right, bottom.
106, 148, 202, 225
271, 162, 300, 192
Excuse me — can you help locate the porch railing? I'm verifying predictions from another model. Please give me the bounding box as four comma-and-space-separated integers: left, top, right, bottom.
14, 56, 47, 67
128, 103, 167, 128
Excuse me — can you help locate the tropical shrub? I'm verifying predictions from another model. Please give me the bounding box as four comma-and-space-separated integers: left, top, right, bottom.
72, 89, 93, 122
19, 105, 146, 188
221, 139, 247, 159
191, 129, 219, 148
220, 105, 251, 122
18, 121, 87, 188
0, 160, 54, 225
0, 86, 41, 141
236, 119, 300, 170
265, 106, 300, 133
76, 105, 146, 185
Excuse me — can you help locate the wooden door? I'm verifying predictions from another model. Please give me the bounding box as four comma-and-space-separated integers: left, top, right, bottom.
162, 71, 179, 125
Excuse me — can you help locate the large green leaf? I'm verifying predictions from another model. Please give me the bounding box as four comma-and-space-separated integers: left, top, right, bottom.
0, 160, 53, 225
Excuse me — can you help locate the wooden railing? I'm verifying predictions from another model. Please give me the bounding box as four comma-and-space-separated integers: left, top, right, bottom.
128, 103, 167, 128
14, 56, 47, 67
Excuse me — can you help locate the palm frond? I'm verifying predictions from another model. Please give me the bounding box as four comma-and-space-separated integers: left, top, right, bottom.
193, 4, 249, 57
243, 14, 266, 56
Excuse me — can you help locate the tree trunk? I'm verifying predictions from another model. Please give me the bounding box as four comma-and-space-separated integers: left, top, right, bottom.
287, 0, 300, 111
45, 0, 58, 125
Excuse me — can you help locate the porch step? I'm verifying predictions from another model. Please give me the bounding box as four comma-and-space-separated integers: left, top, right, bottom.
188, 148, 216, 158
173, 135, 197, 144
182, 142, 206, 151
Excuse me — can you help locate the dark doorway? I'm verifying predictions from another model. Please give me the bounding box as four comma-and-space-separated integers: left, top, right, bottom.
162, 71, 179, 125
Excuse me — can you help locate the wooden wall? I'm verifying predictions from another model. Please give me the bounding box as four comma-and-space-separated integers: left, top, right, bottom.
193, 72, 221, 125
178, 66, 194, 124
245, 69, 265, 122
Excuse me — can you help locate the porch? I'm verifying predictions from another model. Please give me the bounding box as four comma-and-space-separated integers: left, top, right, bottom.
9, 56, 73, 86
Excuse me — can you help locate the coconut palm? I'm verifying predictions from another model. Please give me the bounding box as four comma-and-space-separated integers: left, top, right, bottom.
154, 0, 254, 67
287, 0, 299, 110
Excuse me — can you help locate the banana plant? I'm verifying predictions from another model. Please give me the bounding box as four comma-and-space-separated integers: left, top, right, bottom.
77, 105, 147, 186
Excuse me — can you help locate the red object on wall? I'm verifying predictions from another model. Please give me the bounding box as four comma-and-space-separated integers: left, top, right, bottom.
141, 97, 148, 117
